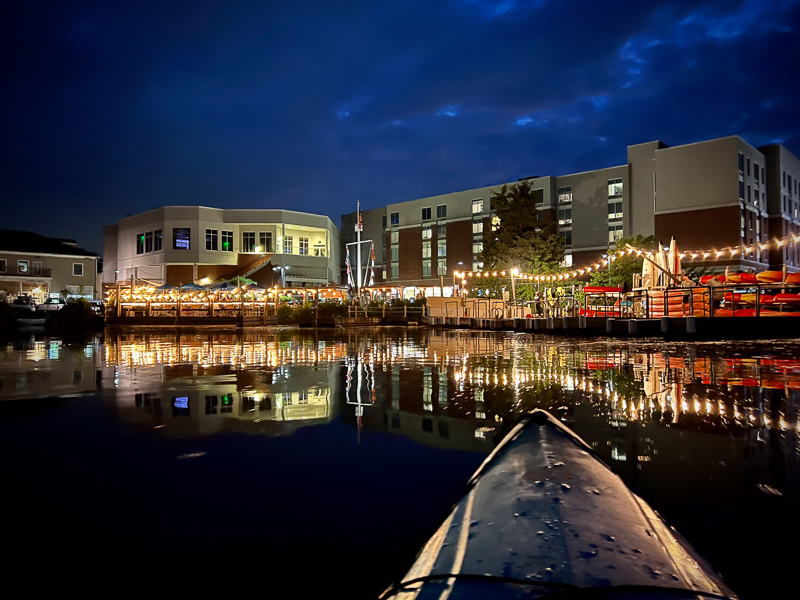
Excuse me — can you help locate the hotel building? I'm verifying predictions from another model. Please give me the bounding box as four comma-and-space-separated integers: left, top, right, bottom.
341, 136, 800, 295
103, 206, 341, 289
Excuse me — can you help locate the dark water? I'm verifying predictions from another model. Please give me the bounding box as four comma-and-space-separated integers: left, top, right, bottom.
0, 328, 797, 596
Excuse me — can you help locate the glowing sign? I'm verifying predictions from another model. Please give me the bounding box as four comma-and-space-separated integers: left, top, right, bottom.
174, 397, 189, 409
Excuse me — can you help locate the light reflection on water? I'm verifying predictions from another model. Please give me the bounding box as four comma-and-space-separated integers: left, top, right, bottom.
1, 329, 799, 597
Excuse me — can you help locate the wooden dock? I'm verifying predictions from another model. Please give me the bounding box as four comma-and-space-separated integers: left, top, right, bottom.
423, 315, 800, 340
105, 315, 277, 327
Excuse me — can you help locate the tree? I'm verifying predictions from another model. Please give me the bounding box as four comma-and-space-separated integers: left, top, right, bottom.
590, 235, 658, 288
479, 180, 565, 275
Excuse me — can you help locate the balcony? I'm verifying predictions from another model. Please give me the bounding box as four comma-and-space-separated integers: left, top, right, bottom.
1, 268, 52, 278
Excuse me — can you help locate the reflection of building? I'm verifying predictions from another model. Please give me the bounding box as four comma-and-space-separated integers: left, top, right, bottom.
103, 206, 341, 289
104, 362, 338, 438
0, 338, 102, 400
0, 229, 99, 302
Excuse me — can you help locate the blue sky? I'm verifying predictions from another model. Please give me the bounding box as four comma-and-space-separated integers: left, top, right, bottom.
2, 0, 799, 252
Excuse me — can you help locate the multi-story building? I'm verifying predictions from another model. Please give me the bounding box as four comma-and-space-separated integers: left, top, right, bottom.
0, 229, 99, 302
103, 206, 341, 289
758, 144, 800, 269
341, 136, 800, 295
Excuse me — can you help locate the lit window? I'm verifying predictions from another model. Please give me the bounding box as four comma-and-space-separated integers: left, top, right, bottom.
558, 208, 572, 225
491, 215, 500, 231
422, 225, 432, 240
472, 260, 483, 271
437, 240, 447, 256
284, 236, 293, 254
473, 241, 483, 254
391, 230, 399, 244
173, 228, 190, 250
562, 254, 573, 267
422, 207, 431, 221
608, 201, 623, 220
259, 232, 273, 253
473, 219, 483, 234
472, 199, 483, 214
608, 178, 623, 198
436, 204, 447, 219
437, 258, 447, 276
437, 224, 446, 238
608, 224, 623, 243
390, 212, 399, 226
17, 260, 29, 274
558, 186, 572, 203
422, 241, 431, 258
221, 231, 233, 252
422, 260, 431, 277
391, 263, 399, 279
242, 232, 256, 253
299, 237, 309, 255
391, 245, 399, 261
206, 229, 218, 251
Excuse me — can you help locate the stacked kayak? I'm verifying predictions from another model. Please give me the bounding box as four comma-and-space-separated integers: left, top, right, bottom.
382, 411, 736, 600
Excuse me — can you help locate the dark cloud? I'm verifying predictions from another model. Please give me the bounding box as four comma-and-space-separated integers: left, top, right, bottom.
2, 0, 799, 252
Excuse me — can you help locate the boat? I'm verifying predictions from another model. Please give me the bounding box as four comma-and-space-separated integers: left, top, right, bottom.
381, 410, 736, 600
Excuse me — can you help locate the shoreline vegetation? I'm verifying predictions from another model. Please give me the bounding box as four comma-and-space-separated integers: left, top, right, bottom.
1, 298, 104, 342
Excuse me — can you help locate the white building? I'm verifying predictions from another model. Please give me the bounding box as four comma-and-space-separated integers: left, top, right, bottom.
103, 206, 341, 289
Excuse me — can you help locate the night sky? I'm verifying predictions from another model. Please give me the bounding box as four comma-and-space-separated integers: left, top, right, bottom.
3, 0, 800, 254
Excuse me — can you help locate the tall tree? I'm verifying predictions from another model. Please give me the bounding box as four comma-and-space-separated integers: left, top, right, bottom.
590, 235, 658, 288
479, 180, 565, 275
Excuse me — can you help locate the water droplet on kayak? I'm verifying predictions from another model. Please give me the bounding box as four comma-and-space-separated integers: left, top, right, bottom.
604, 534, 615, 541
535, 480, 545, 487
536, 531, 544, 535
592, 489, 601, 495
561, 483, 571, 491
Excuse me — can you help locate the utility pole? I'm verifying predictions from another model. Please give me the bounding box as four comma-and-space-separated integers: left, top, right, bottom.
356, 201, 362, 294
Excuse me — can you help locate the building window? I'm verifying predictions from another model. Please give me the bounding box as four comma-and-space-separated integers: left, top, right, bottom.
608, 201, 623, 220
173, 228, 191, 250
473, 219, 483, 234
558, 208, 572, 225
472, 261, 483, 271
221, 230, 233, 252
136, 233, 145, 254
747, 184, 751, 204
391, 263, 399, 279
382, 215, 387, 229
259, 232, 273, 253
491, 215, 500, 231
558, 186, 572, 203
472, 199, 483, 214
563, 230, 573, 246
783, 171, 786, 188
738, 153, 744, 173
761, 166, 765, 183
738, 180, 744, 200
206, 229, 218, 251
436, 204, 447, 219
390, 230, 399, 244
299, 237, 309, 255
17, 260, 29, 274
284, 236, 293, 254
473, 241, 483, 254
391, 245, 399, 261
754, 163, 759, 183
608, 224, 623, 243
422, 241, 431, 259
437, 223, 446, 238
422, 259, 432, 277
32, 261, 42, 275
0, 259, 5, 273
73, 263, 84, 276
154, 229, 162, 251
746, 157, 750, 176
422, 225, 432, 240
390, 212, 399, 226
437, 240, 447, 257
437, 258, 447, 276
242, 232, 256, 253
608, 178, 623, 198
422, 207, 432, 221
144, 231, 153, 253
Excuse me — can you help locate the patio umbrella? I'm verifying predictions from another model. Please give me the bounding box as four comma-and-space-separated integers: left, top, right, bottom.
212, 281, 238, 292
668, 238, 681, 276
655, 243, 668, 287
155, 283, 178, 292
641, 256, 655, 290
179, 283, 207, 292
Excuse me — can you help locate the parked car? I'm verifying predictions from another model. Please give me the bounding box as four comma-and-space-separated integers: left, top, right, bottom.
37, 298, 67, 312
11, 296, 37, 312
88, 300, 106, 314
